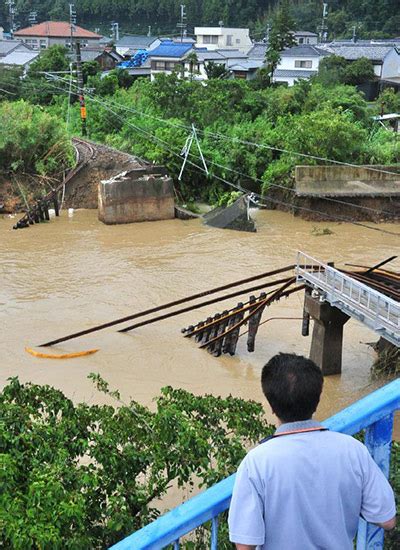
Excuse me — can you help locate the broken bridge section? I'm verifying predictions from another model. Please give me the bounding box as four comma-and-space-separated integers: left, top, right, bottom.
296, 251, 400, 375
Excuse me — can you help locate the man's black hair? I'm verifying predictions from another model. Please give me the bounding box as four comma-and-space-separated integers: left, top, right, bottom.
261, 353, 323, 423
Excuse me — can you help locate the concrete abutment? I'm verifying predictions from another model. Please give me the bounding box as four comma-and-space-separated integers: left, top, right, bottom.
304, 293, 350, 376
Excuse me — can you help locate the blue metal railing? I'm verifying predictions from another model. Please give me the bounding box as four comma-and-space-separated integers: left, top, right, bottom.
111, 378, 400, 550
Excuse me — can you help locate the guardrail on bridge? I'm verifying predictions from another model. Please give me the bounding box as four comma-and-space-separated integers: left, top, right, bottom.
296, 251, 400, 347
110, 378, 400, 550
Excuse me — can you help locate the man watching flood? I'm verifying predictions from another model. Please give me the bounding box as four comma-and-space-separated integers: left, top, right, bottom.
228, 353, 396, 549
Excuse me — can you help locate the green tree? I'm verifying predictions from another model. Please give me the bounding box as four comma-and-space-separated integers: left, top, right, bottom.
0, 66, 23, 100
265, 0, 296, 82
342, 57, 375, 85
0, 375, 271, 549
186, 51, 199, 81
28, 44, 69, 75
205, 61, 230, 80
0, 100, 73, 175
82, 60, 100, 84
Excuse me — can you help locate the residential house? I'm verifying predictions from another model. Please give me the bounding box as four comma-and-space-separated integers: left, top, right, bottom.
323, 43, 400, 80
194, 26, 252, 53
294, 31, 318, 45
115, 35, 160, 58
273, 44, 330, 86
183, 48, 248, 79
79, 48, 123, 70
0, 39, 32, 58
149, 40, 193, 80
14, 21, 102, 50
229, 60, 264, 80
0, 50, 39, 73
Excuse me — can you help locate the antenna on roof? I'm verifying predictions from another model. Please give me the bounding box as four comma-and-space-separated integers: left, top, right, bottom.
177, 4, 187, 43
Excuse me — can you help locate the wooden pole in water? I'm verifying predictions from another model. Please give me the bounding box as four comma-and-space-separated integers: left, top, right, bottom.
39, 265, 296, 346
199, 279, 299, 349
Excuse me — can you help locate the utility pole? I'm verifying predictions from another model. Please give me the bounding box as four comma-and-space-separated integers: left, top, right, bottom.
28, 11, 37, 26
69, 3, 76, 50
177, 4, 187, 43
352, 25, 358, 43
318, 2, 328, 43
6, 0, 17, 38
147, 25, 152, 37
111, 22, 119, 42
265, 23, 270, 44
75, 40, 87, 136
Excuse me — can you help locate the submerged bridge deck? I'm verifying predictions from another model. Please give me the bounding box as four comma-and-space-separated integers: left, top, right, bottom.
296, 252, 400, 347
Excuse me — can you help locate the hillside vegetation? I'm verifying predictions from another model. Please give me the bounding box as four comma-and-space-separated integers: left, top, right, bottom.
2, 0, 399, 38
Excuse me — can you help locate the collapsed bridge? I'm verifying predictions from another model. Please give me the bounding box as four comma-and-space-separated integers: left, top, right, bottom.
36, 253, 399, 376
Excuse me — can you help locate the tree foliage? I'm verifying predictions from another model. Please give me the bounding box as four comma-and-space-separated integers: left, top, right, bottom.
2, 0, 398, 38
0, 100, 74, 175
317, 55, 376, 86
0, 375, 271, 549
265, 0, 297, 81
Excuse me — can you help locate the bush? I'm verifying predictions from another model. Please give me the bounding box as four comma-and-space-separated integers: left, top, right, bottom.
0, 376, 271, 549
0, 100, 74, 175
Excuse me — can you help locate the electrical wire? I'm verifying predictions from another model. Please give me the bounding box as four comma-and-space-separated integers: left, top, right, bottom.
46, 78, 399, 218
40, 75, 400, 236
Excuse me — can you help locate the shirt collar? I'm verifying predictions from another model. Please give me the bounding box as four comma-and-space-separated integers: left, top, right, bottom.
275, 419, 323, 435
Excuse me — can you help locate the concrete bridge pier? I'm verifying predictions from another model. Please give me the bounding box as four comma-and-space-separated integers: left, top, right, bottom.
304, 293, 350, 376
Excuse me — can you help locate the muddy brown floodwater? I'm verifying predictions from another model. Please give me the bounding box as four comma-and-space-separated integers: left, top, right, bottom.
1, 209, 399, 433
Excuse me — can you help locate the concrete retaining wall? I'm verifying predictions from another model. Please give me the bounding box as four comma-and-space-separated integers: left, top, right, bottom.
98, 171, 174, 225
295, 165, 400, 197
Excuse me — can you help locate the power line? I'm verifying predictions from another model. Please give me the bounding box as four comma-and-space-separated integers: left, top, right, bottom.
68, 89, 400, 179
40, 75, 400, 236
48, 75, 398, 219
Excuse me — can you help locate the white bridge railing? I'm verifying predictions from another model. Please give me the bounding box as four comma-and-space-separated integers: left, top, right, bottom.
296, 251, 400, 347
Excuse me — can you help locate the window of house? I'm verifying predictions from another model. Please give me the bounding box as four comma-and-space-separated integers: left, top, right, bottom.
294, 60, 312, 68
165, 61, 176, 70
40, 39, 46, 48
153, 61, 166, 70
236, 38, 240, 44
226, 35, 233, 46
298, 37, 304, 44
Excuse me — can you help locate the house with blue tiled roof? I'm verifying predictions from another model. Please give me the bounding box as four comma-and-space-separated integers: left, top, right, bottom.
149, 40, 194, 80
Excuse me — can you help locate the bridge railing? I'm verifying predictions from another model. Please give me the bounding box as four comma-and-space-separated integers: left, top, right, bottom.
296, 251, 400, 347
110, 378, 400, 550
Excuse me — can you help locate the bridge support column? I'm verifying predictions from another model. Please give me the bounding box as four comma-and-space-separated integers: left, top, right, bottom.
304, 294, 350, 376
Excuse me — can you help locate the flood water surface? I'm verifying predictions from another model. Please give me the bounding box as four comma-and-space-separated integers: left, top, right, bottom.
1, 209, 399, 427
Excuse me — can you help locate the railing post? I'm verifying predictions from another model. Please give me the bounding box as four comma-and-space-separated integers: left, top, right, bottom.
356, 413, 394, 550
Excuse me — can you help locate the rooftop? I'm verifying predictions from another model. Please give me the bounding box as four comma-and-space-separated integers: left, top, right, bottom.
116, 35, 158, 47
247, 42, 267, 59
229, 60, 264, 71
14, 21, 101, 39
294, 31, 318, 37
149, 40, 193, 58
274, 69, 318, 78
281, 45, 330, 57
0, 39, 30, 56
0, 50, 39, 66
217, 49, 248, 59
324, 44, 396, 61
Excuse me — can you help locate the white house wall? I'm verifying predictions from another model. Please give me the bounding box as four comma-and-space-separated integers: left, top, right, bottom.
381, 49, 400, 78
194, 27, 252, 53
